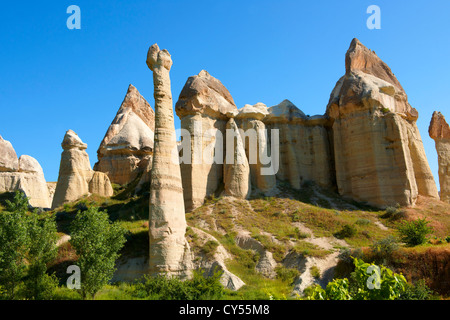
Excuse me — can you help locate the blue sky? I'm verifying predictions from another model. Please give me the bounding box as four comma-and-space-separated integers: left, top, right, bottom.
1, 1, 449, 188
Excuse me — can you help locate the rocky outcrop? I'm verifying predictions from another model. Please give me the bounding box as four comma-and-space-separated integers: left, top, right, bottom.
94, 84, 155, 188
429, 111, 450, 203
176, 70, 238, 211
147, 43, 192, 278
223, 118, 251, 199
235, 103, 277, 194
264, 100, 334, 190
0, 135, 51, 208
326, 38, 438, 207
0, 135, 19, 172
52, 130, 113, 209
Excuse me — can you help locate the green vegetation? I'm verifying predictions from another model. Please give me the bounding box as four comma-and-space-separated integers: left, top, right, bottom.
70, 206, 127, 299
0, 191, 58, 299
306, 258, 407, 300
398, 218, 433, 246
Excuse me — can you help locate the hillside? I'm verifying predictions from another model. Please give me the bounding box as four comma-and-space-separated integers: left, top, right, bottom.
12, 179, 447, 300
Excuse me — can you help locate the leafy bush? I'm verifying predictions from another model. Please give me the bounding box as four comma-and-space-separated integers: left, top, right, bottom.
129, 268, 224, 300
275, 266, 300, 285
334, 224, 357, 239
370, 236, 399, 264
305, 258, 407, 300
201, 240, 219, 259
397, 218, 433, 246
400, 279, 435, 300
310, 266, 321, 279
381, 206, 405, 220
355, 219, 371, 226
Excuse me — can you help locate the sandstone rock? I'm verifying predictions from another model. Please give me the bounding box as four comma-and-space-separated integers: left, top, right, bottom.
429, 111, 450, 203
0, 135, 51, 208
190, 227, 245, 290
147, 43, 192, 278
94, 84, 155, 186
235, 234, 277, 278
176, 70, 238, 211
326, 38, 438, 207
223, 118, 251, 199
0, 135, 19, 172
264, 100, 334, 190
52, 130, 113, 209
236, 103, 277, 194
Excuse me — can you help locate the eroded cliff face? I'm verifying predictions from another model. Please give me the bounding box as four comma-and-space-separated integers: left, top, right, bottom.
175, 70, 238, 211
264, 100, 334, 190
52, 130, 113, 209
326, 38, 438, 207
0, 135, 51, 208
94, 84, 155, 188
429, 111, 450, 203
147, 43, 192, 278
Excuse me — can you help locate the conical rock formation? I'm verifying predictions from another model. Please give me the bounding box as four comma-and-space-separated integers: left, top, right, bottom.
94, 84, 155, 187
52, 130, 113, 209
429, 111, 450, 203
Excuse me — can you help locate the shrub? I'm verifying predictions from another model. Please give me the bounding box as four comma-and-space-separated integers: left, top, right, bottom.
370, 236, 399, 264
382, 206, 405, 220
355, 219, 371, 226
275, 266, 300, 285
305, 258, 407, 300
310, 266, 321, 279
397, 218, 433, 246
334, 224, 357, 239
400, 279, 435, 300
130, 268, 224, 300
201, 240, 219, 259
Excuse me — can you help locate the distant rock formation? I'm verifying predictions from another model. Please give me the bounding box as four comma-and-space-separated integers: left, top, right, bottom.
94, 84, 155, 188
235, 103, 276, 194
147, 43, 192, 278
223, 118, 251, 199
429, 111, 450, 203
52, 130, 113, 209
175, 70, 238, 211
326, 38, 438, 207
264, 100, 334, 190
0, 135, 51, 208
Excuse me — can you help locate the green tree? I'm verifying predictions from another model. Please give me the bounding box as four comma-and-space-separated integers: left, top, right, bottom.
0, 192, 30, 299
398, 218, 433, 246
22, 212, 59, 300
70, 206, 126, 299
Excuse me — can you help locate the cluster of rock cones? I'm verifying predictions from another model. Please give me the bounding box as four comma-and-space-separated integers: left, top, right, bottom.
1, 38, 449, 280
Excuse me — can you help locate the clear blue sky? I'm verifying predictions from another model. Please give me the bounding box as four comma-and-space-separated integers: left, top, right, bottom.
1, 1, 449, 188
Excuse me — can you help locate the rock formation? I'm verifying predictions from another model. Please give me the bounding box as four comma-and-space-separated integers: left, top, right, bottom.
264, 100, 334, 190
326, 38, 438, 207
175, 70, 238, 211
223, 118, 251, 199
147, 43, 192, 278
235, 103, 277, 194
52, 130, 113, 209
429, 111, 450, 203
0, 135, 51, 208
94, 84, 155, 188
